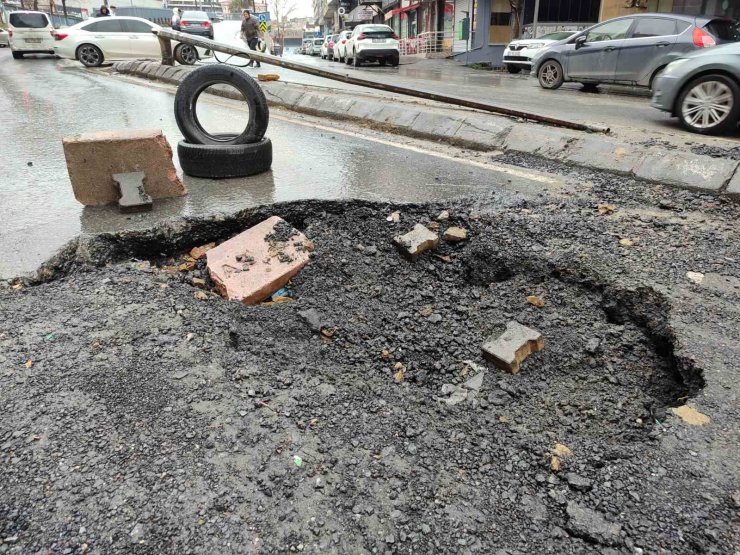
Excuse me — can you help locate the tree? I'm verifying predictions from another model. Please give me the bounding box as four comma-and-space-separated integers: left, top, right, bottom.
509, 0, 521, 39
269, 0, 296, 56
230, 0, 245, 13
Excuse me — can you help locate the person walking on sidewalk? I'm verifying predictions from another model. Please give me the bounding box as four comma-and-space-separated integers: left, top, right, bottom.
241, 9, 261, 68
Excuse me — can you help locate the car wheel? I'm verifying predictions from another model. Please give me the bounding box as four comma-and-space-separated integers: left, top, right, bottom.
175, 65, 269, 146
677, 74, 740, 135
175, 44, 198, 66
391, 56, 399, 67
77, 44, 103, 67
179, 137, 272, 179
538, 60, 564, 90
506, 64, 522, 74
379, 59, 386, 66
12, 51, 23, 60
353, 50, 360, 67
345, 54, 351, 65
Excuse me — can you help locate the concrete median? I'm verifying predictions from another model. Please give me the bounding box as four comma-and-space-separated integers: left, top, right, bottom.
112, 61, 740, 201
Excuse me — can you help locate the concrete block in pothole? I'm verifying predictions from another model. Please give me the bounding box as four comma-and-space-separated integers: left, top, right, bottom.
564, 137, 644, 174
63, 129, 185, 206
634, 150, 737, 192
725, 169, 740, 199
481, 321, 544, 374
393, 224, 439, 261
502, 125, 575, 159
410, 112, 465, 138
206, 216, 311, 304
453, 117, 512, 148
112, 172, 152, 213
443, 226, 468, 242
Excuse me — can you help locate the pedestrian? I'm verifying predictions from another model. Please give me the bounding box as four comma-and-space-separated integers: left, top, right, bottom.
171, 8, 182, 29
98, 5, 110, 16
240, 9, 261, 68
109, 5, 117, 16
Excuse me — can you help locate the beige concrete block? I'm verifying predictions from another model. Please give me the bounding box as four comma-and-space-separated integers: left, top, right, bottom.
63, 128, 185, 206
482, 321, 544, 374
206, 216, 311, 304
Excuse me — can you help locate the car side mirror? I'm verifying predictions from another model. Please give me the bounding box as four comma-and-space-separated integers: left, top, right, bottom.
575, 35, 587, 49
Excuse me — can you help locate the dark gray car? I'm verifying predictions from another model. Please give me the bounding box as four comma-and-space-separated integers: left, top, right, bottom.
531, 14, 738, 91
651, 42, 740, 135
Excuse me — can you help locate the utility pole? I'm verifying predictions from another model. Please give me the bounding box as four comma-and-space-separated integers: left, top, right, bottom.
531, 0, 539, 38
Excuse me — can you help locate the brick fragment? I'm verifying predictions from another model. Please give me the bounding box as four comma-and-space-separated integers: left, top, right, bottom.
481, 321, 544, 374
63, 129, 185, 206
206, 216, 311, 305
443, 226, 468, 242
393, 224, 439, 260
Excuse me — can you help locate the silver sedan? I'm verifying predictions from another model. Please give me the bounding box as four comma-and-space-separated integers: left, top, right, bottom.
651, 42, 740, 135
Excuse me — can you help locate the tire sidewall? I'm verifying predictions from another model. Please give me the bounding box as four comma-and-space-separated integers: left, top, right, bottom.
677, 74, 740, 135
538, 60, 563, 90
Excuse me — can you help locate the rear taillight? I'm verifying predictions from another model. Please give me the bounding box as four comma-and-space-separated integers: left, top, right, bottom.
7, 29, 12, 37
202, 21, 210, 27
181, 21, 190, 27
357, 33, 366, 41
341, 39, 346, 44
329, 41, 334, 46
692, 27, 716, 47
392, 33, 399, 39
53, 31, 68, 41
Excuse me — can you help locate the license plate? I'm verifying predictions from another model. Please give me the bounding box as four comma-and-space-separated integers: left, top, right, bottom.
372, 38, 385, 43
25, 38, 42, 43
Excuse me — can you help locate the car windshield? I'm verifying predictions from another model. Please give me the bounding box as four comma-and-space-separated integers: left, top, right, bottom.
181, 11, 208, 20
539, 31, 573, 40
360, 25, 394, 38
314, 38, 323, 45
704, 19, 740, 42
9, 13, 49, 28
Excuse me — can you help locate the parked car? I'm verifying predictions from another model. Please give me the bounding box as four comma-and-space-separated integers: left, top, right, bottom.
53, 16, 210, 67
178, 10, 214, 40
308, 37, 323, 55
503, 31, 575, 74
7, 11, 55, 59
531, 14, 739, 91
0, 28, 9, 47
300, 39, 311, 54
321, 34, 338, 60
333, 30, 352, 62
345, 24, 399, 67
652, 42, 740, 135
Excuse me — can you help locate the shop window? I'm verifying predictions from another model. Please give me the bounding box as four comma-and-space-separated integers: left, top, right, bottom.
489, 0, 511, 43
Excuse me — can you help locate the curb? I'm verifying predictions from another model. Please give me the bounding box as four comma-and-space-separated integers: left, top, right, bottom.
113, 61, 739, 201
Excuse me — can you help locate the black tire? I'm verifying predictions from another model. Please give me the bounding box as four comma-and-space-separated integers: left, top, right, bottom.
379, 59, 386, 66
353, 50, 360, 67
174, 43, 198, 65
676, 74, 740, 135
391, 57, 399, 67
345, 54, 351, 65
77, 44, 103, 67
506, 64, 522, 74
174, 64, 269, 146
178, 137, 273, 179
12, 51, 23, 59
537, 59, 564, 90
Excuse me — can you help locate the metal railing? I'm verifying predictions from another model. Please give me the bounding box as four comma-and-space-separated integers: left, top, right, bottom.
398, 31, 452, 56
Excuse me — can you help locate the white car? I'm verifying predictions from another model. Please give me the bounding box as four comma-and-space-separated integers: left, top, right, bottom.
345, 24, 399, 67
0, 28, 9, 47
54, 16, 209, 67
307, 37, 323, 56
320, 34, 337, 60
502, 31, 575, 74
333, 30, 351, 63
7, 11, 55, 59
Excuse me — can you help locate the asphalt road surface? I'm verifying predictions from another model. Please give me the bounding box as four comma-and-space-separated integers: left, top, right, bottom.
0, 47, 556, 279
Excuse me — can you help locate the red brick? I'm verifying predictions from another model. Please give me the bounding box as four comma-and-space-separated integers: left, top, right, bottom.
207, 216, 311, 304
63, 129, 185, 206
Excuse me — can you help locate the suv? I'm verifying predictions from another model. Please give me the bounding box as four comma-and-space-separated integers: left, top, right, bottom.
531, 14, 738, 90
177, 11, 214, 40
345, 24, 399, 67
308, 37, 323, 55
8, 11, 55, 59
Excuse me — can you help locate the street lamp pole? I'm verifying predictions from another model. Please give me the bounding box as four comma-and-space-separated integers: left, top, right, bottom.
531, 0, 539, 38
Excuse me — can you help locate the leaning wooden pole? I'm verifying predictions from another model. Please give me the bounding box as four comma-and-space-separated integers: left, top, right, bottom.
156, 29, 609, 134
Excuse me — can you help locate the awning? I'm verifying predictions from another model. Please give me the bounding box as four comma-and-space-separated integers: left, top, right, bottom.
384, 2, 419, 20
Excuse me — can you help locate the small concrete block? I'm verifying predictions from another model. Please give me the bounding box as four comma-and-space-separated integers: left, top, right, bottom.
503, 125, 576, 159
634, 150, 737, 192
725, 168, 740, 199
410, 112, 465, 137
481, 321, 544, 374
443, 226, 468, 242
206, 216, 311, 305
63, 128, 185, 206
564, 137, 644, 174
113, 172, 152, 213
393, 224, 439, 260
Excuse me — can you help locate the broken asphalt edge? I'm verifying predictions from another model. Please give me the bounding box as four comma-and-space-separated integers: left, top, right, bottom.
112, 61, 740, 202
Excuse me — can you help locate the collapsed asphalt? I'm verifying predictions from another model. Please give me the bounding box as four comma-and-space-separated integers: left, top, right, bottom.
1, 170, 739, 554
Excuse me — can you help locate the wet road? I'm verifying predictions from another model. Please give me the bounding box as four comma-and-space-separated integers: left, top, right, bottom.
0, 47, 556, 278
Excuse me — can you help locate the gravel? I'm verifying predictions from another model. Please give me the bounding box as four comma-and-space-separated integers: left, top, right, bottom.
1, 190, 738, 554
